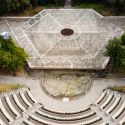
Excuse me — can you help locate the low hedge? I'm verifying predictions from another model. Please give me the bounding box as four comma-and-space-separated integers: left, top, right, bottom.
108, 86, 125, 93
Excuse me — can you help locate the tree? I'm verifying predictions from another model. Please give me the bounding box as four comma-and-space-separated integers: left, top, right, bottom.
0, 36, 28, 74
106, 34, 125, 72
0, 0, 31, 15
19, 0, 30, 12
30, 0, 38, 8
124, 0, 125, 10
0, 0, 65, 15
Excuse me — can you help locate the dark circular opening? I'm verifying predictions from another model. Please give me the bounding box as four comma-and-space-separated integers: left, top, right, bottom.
61, 28, 74, 36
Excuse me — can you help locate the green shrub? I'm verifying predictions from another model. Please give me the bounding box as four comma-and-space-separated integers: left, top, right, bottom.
106, 34, 125, 72
0, 36, 28, 74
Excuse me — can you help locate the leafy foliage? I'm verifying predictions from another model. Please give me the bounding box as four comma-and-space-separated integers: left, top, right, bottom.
0, 36, 28, 73
71, 0, 125, 12
73, 2, 106, 13
106, 34, 125, 71
0, 0, 31, 15
0, 0, 65, 15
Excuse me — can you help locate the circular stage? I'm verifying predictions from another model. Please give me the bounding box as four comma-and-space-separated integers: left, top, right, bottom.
41, 71, 92, 99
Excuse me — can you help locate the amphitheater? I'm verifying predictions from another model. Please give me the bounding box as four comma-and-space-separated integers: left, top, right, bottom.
0, 9, 125, 125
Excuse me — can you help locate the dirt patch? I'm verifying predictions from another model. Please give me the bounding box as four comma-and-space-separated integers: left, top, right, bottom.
0, 68, 28, 77
42, 71, 92, 99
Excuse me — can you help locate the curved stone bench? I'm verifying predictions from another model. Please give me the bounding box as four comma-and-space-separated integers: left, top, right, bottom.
39, 107, 92, 119
29, 114, 102, 125
19, 92, 32, 108
9, 95, 23, 114
0, 87, 38, 125
41, 105, 91, 115
112, 100, 125, 120
25, 90, 37, 104
35, 109, 96, 121
106, 96, 121, 114
100, 94, 114, 110
4, 95, 20, 118
0, 99, 13, 123
12, 94, 26, 112
95, 92, 107, 105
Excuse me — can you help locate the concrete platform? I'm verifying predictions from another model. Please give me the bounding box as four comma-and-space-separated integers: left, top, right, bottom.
0, 9, 124, 69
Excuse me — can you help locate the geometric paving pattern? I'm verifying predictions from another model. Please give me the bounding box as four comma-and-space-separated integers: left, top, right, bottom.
12, 9, 124, 69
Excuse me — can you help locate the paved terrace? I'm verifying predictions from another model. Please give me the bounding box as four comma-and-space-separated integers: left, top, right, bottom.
0, 9, 125, 70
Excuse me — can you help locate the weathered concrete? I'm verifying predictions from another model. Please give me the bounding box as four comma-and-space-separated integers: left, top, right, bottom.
0, 9, 123, 70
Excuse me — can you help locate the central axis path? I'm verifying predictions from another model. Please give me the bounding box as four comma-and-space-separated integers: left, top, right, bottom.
64, 0, 72, 8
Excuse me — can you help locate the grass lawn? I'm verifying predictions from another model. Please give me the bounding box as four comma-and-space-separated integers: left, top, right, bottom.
0, 83, 23, 93
108, 86, 125, 93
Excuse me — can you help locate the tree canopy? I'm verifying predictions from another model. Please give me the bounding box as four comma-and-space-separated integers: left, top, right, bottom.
0, 0, 125, 16
71, 0, 125, 11
106, 34, 125, 72
0, 0, 65, 15
0, 36, 28, 73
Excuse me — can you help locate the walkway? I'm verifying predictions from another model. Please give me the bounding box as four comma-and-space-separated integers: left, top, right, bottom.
0, 75, 125, 113
64, 0, 72, 8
